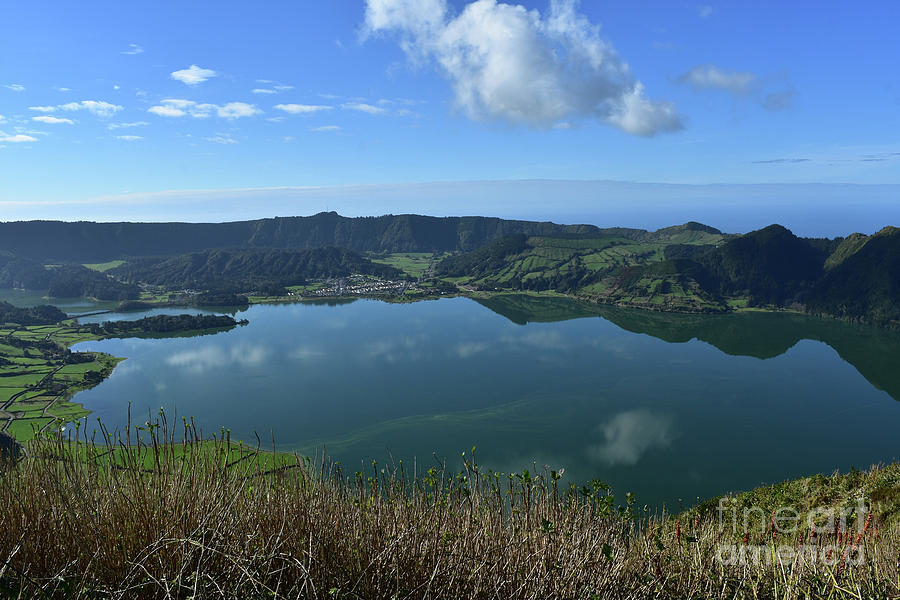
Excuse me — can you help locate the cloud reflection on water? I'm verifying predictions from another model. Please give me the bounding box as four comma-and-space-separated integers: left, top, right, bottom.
165, 343, 270, 374
587, 409, 676, 467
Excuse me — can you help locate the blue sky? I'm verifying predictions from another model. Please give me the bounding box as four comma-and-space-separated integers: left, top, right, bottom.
1, 0, 898, 232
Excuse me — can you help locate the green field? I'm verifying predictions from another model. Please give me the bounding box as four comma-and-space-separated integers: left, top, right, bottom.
0, 323, 123, 442
83, 260, 126, 272
370, 252, 441, 278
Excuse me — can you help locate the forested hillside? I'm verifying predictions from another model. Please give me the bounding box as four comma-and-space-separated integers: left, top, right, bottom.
436, 223, 900, 325
807, 226, 900, 324
0, 213, 618, 262
110, 247, 402, 290
0, 253, 139, 301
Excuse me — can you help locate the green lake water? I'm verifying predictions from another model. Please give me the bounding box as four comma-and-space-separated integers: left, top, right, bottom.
58, 295, 900, 509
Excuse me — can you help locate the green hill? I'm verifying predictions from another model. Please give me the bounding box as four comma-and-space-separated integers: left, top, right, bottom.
0, 253, 139, 301
434, 223, 729, 312
697, 224, 827, 306
110, 247, 403, 291
808, 226, 900, 325
0, 213, 624, 263
436, 222, 900, 324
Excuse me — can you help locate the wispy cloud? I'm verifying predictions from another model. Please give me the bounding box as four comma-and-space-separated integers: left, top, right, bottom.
252, 88, 278, 94
121, 43, 144, 55
148, 99, 261, 119
32, 116, 73, 124
4, 84, 25, 92
697, 5, 714, 18
762, 87, 795, 111
310, 125, 341, 132
751, 157, 811, 164
0, 131, 38, 143
274, 103, 332, 114
170, 65, 216, 85
59, 100, 124, 117
363, 0, 682, 136
107, 121, 149, 130
341, 102, 387, 115
116, 135, 143, 141
207, 134, 238, 144
676, 64, 759, 95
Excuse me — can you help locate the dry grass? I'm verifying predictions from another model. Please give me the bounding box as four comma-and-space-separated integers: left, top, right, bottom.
0, 417, 897, 599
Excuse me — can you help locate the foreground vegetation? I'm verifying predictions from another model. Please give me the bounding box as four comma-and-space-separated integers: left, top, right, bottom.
0, 419, 897, 599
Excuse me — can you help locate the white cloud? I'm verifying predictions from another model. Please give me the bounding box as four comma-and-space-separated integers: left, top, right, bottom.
217, 102, 261, 119
170, 65, 216, 85
698, 5, 714, 18
108, 121, 149, 130
274, 85, 294, 91
122, 43, 144, 55
207, 134, 238, 144
311, 125, 341, 132
148, 104, 187, 117
342, 102, 388, 115
147, 99, 259, 119
363, 0, 682, 135
32, 116, 73, 124
54, 87, 71, 92
116, 135, 143, 141
607, 83, 682, 137
252, 88, 278, 94
60, 100, 124, 117
676, 64, 759, 95
0, 115, 4, 123
5, 84, 25, 92
29, 106, 57, 113
274, 103, 332, 114
0, 132, 37, 143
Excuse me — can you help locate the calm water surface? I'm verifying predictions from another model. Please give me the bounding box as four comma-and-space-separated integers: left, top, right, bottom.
65, 295, 900, 509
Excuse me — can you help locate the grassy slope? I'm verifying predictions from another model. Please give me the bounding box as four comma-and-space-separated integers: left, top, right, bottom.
83, 260, 126, 272
436, 228, 728, 312
1, 426, 897, 599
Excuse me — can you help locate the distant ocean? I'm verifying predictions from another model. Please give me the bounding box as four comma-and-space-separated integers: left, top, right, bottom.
6, 180, 899, 238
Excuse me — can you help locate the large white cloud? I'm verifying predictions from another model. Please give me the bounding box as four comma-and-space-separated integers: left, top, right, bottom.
363, 0, 682, 136
170, 65, 216, 85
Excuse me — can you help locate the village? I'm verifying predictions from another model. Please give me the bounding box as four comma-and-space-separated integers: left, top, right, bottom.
290, 275, 414, 298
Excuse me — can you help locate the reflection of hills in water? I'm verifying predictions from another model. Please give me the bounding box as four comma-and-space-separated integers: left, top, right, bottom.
475, 295, 900, 401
